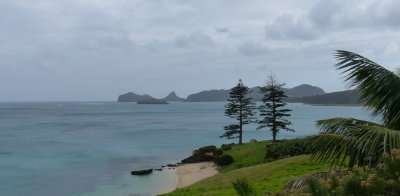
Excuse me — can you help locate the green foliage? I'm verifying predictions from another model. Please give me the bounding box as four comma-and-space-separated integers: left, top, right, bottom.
304, 177, 328, 196
198, 145, 217, 154
258, 74, 293, 142
311, 51, 400, 168
215, 154, 234, 166
222, 79, 256, 144
280, 149, 400, 196
219, 141, 270, 173
163, 155, 328, 196
335, 50, 400, 129
221, 144, 233, 151
232, 178, 258, 196
216, 148, 224, 155
266, 138, 313, 159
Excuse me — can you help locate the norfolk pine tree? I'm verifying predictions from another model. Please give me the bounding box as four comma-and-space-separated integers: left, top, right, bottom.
258, 74, 293, 142
221, 79, 256, 144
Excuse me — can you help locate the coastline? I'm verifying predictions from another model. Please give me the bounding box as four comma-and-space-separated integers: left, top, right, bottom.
161, 161, 218, 195
176, 162, 218, 188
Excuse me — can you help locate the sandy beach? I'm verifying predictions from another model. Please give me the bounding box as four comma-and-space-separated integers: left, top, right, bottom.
176, 162, 218, 188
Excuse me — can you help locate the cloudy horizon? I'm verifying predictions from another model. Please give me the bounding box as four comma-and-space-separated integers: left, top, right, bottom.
1, 0, 400, 101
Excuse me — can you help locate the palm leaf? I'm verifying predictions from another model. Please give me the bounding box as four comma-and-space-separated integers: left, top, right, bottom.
232, 178, 258, 196
311, 118, 400, 168
335, 50, 400, 129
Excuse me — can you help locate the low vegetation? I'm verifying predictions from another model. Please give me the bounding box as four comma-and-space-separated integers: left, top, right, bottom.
218, 141, 270, 173
266, 137, 313, 159
278, 149, 400, 196
164, 155, 327, 196
162, 140, 328, 196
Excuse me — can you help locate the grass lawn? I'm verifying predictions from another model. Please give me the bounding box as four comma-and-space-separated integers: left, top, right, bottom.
218, 141, 271, 173
163, 155, 328, 196
162, 141, 328, 196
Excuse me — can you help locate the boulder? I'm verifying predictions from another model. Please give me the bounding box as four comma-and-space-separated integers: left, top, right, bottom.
131, 169, 153, 175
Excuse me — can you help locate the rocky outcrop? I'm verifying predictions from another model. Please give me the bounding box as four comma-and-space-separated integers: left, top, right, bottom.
163, 91, 185, 101
137, 98, 168, 104
131, 169, 153, 175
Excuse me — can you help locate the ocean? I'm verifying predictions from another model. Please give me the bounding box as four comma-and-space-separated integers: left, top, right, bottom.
0, 102, 374, 196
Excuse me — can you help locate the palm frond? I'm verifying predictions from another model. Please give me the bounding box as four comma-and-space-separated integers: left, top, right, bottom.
335, 50, 400, 129
311, 118, 400, 168
232, 178, 258, 196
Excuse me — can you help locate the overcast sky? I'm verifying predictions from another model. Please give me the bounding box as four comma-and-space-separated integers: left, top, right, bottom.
1, 0, 400, 101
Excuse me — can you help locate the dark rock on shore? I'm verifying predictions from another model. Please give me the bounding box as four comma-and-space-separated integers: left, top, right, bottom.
131, 169, 153, 175
137, 98, 168, 104
167, 163, 180, 167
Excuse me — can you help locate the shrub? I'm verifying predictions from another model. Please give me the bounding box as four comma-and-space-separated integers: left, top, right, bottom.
216, 148, 224, 155
215, 154, 234, 166
266, 137, 313, 159
198, 145, 217, 154
221, 144, 233, 151
277, 149, 400, 196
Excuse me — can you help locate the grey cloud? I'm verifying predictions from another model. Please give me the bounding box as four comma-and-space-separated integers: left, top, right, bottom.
265, 0, 400, 41
265, 14, 317, 40
174, 33, 214, 48
238, 42, 269, 56
215, 28, 229, 33
0, 0, 399, 101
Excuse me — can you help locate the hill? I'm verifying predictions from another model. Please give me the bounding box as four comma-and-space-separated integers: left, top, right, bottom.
117, 92, 153, 102
162, 91, 185, 101
287, 90, 361, 104
162, 141, 328, 196
285, 84, 325, 97
185, 89, 230, 102
185, 84, 325, 102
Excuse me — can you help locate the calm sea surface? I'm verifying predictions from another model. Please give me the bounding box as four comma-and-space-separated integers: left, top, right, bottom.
0, 102, 375, 196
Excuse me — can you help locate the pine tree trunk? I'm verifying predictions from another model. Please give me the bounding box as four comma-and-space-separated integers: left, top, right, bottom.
239, 117, 243, 144
272, 130, 277, 143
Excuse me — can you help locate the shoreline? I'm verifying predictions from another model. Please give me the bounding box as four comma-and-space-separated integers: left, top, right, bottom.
176, 162, 218, 188
161, 161, 218, 195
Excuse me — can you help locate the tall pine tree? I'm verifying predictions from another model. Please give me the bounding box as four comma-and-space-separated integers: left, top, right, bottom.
221, 79, 256, 144
258, 74, 293, 142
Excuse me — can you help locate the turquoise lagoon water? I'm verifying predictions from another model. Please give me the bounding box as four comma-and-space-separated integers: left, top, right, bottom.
0, 102, 374, 196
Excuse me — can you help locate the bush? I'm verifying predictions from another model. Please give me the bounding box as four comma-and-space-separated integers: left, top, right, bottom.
198, 145, 217, 154
221, 144, 233, 151
266, 137, 313, 159
277, 149, 400, 196
216, 148, 224, 155
215, 154, 234, 166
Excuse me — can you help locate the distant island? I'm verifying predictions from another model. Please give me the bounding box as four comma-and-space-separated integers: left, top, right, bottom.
137, 98, 168, 104
118, 92, 153, 102
117, 84, 361, 105
286, 90, 361, 105
163, 91, 185, 101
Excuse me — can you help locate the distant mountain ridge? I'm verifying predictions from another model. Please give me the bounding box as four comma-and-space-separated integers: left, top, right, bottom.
184, 84, 325, 102
117, 85, 360, 105
287, 90, 361, 105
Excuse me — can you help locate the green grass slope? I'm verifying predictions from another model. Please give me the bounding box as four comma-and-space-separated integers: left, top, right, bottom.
219, 141, 271, 173
162, 140, 328, 195
163, 155, 328, 196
